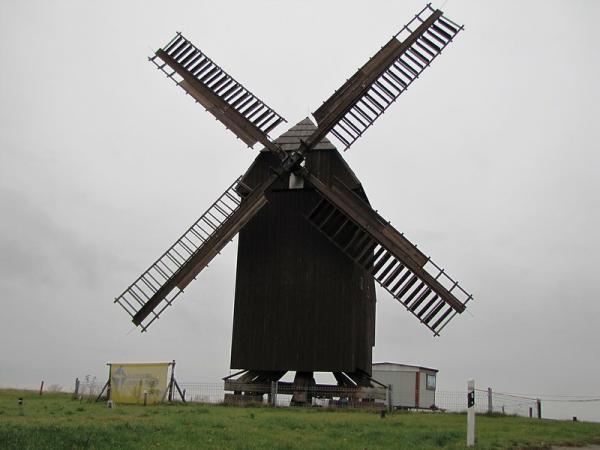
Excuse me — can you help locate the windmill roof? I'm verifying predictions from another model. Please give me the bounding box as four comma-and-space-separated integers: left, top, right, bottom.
372, 362, 439, 373
262, 117, 336, 152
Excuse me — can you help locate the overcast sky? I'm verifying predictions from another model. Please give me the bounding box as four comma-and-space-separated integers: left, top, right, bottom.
1, 0, 598, 421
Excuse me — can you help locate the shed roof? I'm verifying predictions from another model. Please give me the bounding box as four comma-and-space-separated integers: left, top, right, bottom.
372, 362, 439, 373
261, 117, 336, 152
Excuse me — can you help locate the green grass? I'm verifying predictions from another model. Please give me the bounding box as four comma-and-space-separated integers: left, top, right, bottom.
0, 389, 599, 449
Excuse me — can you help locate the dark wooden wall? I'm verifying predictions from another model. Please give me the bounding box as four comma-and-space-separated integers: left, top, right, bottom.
230, 148, 376, 374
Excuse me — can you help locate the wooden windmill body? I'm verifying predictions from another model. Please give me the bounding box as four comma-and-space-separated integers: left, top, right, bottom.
115, 5, 474, 397
232, 119, 376, 379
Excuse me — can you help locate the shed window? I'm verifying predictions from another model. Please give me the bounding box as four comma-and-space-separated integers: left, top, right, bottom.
426, 373, 436, 391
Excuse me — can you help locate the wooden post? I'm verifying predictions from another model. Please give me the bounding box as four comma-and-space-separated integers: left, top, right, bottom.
143, 391, 148, 406
172, 379, 187, 403
387, 384, 393, 413
95, 381, 110, 402
467, 379, 475, 447
168, 360, 176, 402
74, 378, 80, 398
39, 381, 44, 395
106, 364, 112, 401
487, 387, 492, 414
270, 381, 278, 407
414, 372, 420, 408
536, 399, 542, 419
529, 407, 532, 418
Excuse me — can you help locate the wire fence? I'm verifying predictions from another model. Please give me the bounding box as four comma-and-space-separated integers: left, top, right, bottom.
74, 376, 105, 401
178, 383, 224, 404
434, 389, 539, 417
71, 377, 596, 420
168, 382, 539, 416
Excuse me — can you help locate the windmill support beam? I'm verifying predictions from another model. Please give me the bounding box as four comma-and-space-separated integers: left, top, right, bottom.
303, 171, 465, 314
132, 173, 279, 326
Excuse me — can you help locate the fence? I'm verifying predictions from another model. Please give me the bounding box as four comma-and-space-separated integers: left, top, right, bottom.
71, 376, 540, 417
73, 376, 104, 400
167, 382, 539, 417
74, 377, 600, 421
177, 383, 224, 404
434, 389, 540, 417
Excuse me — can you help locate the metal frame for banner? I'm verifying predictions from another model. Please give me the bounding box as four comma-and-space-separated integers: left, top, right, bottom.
96, 360, 186, 403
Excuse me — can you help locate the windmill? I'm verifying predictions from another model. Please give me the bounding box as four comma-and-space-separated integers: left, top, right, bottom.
115, 4, 473, 400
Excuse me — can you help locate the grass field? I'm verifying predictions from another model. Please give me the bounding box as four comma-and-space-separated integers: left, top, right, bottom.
0, 389, 599, 449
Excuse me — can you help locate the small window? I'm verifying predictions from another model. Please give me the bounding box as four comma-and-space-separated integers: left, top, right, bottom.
426, 373, 436, 391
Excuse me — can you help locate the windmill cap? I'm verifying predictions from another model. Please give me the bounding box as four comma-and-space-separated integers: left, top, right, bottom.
261, 117, 336, 152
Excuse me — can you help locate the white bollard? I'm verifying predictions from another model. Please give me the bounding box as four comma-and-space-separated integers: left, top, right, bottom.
467, 379, 475, 447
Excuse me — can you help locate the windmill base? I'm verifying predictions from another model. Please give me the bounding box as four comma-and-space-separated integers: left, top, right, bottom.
223, 370, 387, 406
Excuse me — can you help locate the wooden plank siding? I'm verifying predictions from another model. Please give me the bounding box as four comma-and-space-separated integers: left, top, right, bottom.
230, 147, 376, 374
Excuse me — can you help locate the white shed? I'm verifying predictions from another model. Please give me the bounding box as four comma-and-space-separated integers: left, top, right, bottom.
372, 362, 438, 409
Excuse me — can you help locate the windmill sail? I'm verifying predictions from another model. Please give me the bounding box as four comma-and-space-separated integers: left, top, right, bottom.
310, 5, 462, 151
304, 173, 472, 335
114, 174, 278, 331
150, 33, 286, 150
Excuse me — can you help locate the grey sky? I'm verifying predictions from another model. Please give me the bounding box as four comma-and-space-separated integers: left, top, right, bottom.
1, 0, 598, 421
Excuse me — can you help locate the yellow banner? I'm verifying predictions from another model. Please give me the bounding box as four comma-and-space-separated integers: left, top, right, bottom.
109, 363, 170, 404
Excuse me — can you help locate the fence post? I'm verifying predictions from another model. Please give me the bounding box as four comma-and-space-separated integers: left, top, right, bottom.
387, 384, 393, 413
168, 360, 176, 402
74, 378, 80, 399
39, 381, 44, 395
487, 387, 492, 414
467, 379, 475, 447
536, 399, 542, 419
270, 381, 278, 407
